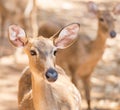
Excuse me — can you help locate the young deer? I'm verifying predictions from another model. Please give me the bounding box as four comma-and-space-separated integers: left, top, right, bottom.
56, 2, 120, 110
8, 23, 81, 110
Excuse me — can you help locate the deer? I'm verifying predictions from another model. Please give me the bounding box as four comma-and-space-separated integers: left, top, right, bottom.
8, 23, 81, 110
38, 2, 120, 110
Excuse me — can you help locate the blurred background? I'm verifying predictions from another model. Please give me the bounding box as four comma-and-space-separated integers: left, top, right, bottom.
0, 0, 120, 110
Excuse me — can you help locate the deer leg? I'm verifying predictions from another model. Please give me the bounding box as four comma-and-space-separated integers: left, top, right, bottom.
18, 66, 34, 110
68, 66, 78, 87
82, 76, 91, 110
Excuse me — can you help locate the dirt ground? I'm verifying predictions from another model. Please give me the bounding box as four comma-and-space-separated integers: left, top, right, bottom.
0, 0, 120, 110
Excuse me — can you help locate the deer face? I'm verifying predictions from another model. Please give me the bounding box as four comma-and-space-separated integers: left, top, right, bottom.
88, 1, 120, 38
24, 37, 58, 82
97, 10, 116, 38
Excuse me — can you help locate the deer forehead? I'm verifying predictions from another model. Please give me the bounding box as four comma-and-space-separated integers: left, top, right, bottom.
29, 37, 55, 52
99, 10, 114, 20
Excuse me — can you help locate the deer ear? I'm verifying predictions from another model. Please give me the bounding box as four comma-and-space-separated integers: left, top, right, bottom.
87, 1, 98, 15
113, 4, 120, 15
8, 25, 28, 47
52, 23, 80, 49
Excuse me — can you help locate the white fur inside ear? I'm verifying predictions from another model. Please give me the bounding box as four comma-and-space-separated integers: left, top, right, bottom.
8, 25, 28, 47
91, 3, 97, 11
88, 2, 98, 13
9, 26, 26, 41
59, 29, 69, 39
59, 24, 79, 40
113, 4, 120, 14
17, 29, 26, 38
10, 31, 17, 40
54, 23, 80, 49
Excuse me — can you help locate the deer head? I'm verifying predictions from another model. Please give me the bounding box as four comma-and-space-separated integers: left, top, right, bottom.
88, 1, 120, 38
8, 23, 80, 82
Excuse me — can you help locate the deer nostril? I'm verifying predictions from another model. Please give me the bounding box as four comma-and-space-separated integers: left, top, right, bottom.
110, 31, 116, 38
45, 68, 58, 82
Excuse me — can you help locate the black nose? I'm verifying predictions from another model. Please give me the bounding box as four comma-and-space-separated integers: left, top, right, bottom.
45, 68, 58, 82
110, 31, 116, 38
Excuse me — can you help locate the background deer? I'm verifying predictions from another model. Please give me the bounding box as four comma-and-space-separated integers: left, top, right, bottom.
38, 2, 120, 110
8, 23, 81, 110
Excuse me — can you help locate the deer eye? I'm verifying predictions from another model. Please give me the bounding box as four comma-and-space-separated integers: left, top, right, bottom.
53, 50, 57, 56
99, 18, 104, 22
30, 50, 37, 56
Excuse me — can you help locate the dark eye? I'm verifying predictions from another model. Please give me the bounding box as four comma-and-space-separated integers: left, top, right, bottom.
99, 18, 104, 22
30, 50, 37, 56
53, 50, 57, 56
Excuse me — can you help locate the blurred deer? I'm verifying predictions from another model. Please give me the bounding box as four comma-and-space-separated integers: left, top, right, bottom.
8, 23, 81, 110
38, 2, 120, 110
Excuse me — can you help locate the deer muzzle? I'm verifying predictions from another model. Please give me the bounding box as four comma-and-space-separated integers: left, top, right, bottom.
110, 30, 116, 38
45, 68, 58, 82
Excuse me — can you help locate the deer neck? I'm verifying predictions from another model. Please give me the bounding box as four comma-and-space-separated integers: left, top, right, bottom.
91, 24, 108, 53
31, 72, 58, 110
